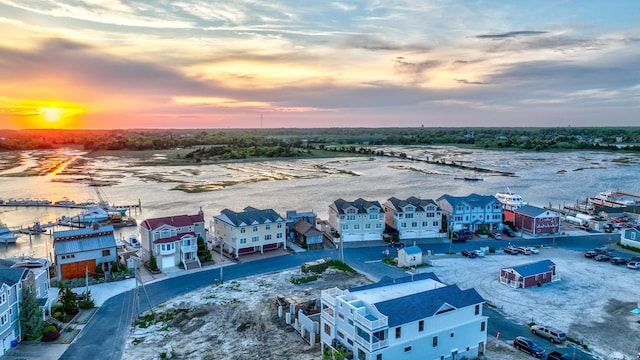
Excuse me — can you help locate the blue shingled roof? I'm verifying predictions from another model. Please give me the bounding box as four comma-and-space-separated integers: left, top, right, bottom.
0, 268, 28, 286
403, 246, 422, 255
216, 207, 284, 226
437, 193, 497, 208
515, 205, 555, 217
375, 285, 484, 327
508, 259, 556, 277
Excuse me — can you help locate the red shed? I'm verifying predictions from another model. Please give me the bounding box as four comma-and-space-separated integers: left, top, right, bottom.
500, 259, 559, 288
513, 205, 560, 235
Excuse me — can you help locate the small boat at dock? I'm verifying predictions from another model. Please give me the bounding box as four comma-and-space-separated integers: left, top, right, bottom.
0, 222, 18, 244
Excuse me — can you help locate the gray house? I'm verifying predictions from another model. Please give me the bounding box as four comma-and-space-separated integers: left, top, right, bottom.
291, 219, 324, 249
0, 268, 28, 355
53, 224, 117, 281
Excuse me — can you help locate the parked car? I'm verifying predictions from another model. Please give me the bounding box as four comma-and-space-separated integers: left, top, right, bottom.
513, 336, 545, 358
630, 256, 640, 262
459, 230, 473, 239
594, 254, 611, 262
490, 231, 502, 240
584, 250, 598, 258
451, 233, 466, 243
461, 250, 477, 258
527, 246, 540, 254
387, 241, 405, 248
610, 257, 628, 265
594, 247, 613, 257
547, 350, 572, 360
517, 246, 532, 255
627, 261, 640, 270
504, 245, 519, 255
530, 324, 566, 343
503, 226, 516, 237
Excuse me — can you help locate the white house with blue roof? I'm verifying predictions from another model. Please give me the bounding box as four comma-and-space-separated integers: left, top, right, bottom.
328, 198, 385, 242
383, 197, 442, 240
436, 193, 502, 233
212, 206, 286, 258
397, 246, 423, 268
321, 272, 487, 360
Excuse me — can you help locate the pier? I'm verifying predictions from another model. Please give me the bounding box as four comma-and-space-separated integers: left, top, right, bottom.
0, 198, 142, 215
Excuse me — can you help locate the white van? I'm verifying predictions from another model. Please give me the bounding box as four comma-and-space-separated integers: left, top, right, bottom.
517, 246, 532, 255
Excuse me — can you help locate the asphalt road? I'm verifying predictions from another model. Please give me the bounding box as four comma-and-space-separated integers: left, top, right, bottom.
60, 233, 618, 360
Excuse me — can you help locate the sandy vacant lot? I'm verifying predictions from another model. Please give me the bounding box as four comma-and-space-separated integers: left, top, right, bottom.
123, 247, 640, 360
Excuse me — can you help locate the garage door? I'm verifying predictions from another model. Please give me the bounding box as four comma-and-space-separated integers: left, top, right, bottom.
161, 256, 174, 269
60, 260, 96, 279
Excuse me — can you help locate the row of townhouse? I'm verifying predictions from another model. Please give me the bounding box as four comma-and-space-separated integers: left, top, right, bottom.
50, 193, 507, 277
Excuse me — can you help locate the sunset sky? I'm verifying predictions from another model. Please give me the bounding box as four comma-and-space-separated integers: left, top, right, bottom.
1, 1, 638, 129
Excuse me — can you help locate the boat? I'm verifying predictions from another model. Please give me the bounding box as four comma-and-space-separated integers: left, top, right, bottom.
588, 190, 638, 208
454, 176, 483, 181
495, 188, 528, 212
8, 254, 49, 268
18, 221, 48, 235
0, 222, 18, 244
71, 206, 110, 223
126, 234, 141, 248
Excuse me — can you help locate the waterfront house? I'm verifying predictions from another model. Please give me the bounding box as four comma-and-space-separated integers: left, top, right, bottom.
291, 220, 324, 250
383, 196, 442, 240
513, 205, 560, 235
321, 272, 487, 360
286, 210, 317, 235
397, 246, 423, 268
212, 207, 286, 258
499, 259, 559, 288
436, 193, 502, 233
0, 268, 29, 355
139, 210, 205, 271
621, 226, 640, 249
53, 224, 117, 280
328, 198, 385, 242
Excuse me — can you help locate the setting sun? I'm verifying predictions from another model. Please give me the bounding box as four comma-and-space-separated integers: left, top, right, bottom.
42, 107, 64, 122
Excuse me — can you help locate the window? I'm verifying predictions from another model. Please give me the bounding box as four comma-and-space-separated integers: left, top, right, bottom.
404, 346, 412, 352
450, 332, 454, 338
419, 320, 424, 332
422, 221, 428, 227
426, 212, 435, 218
266, 224, 271, 230
376, 355, 382, 360
264, 234, 272, 241
240, 228, 246, 233
401, 222, 406, 228
432, 336, 438, 347
276, 232, 283, 239
240, 238, 247, 244
253, 226, 258, 232
475, 304, 480, 315
347, 215, 356, 221
354, 224, 360, 230
252, 236, 259, 242
481, 321, 486, 331
102, 249, 110, 256
376, 223, 382, 229
0, 293, 5, 306
365, 223, 371, 229
369, 214, 378, 220
405, 213, 414, 219
342, 224, 349, 231
277, 223, 282, 228
358, 348, 366, 360
337, 331, 344, 339
395, 327, 401, 338
411, 221, 417, 227
324, 323, 331, 335
433, 221, 438, 227
0, 311, 7, 326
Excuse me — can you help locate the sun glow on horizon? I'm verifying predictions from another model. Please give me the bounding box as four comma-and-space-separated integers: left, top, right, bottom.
42, 107, 64, 122
1, 99, 88, 129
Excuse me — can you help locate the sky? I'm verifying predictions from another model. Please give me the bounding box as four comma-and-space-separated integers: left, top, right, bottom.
0, 1, 639, 129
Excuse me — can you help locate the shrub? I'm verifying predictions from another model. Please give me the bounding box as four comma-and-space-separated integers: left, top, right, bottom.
147, 255, 159, 272
41, 330, 61, 342
44, 325, 58, 333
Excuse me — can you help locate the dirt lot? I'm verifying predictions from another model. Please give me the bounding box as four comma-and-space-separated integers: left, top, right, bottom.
123, 247, 640, 360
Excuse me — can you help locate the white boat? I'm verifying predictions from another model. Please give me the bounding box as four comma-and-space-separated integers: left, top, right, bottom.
588, 190, 638, 208
71, 206, 110, 223
127, 234, 141, 248
0, 222, 18, 243
495, 188, 527, 212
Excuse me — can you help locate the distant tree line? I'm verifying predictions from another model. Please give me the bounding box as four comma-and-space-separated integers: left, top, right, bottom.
0, 127, 639, 153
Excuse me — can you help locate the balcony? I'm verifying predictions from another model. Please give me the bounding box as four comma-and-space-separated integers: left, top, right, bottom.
181, 244, 197, 253
321, 287, 345, 307
159, 246, 176, 255
354, 311, 387, 331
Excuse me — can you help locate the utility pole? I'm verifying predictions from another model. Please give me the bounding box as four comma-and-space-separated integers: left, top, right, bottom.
219, 238, 224, 283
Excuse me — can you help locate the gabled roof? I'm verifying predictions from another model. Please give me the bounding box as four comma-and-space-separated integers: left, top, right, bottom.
153, 232, 197, 244
350, 273, 483, 327
0, 268, 29, 286
515, 205, 558, 217
385, 196, 439, 213
215, 207, 284, 227
437, 193, 498, 208
402, 246, 422, 255
330, 198, 383, 215
54, 229, 117, 255
141, 213, 204, 230
505, 259, 556, 277
292, 220, 322, 237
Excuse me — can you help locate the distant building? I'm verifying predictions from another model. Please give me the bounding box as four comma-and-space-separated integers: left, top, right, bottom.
140, 210, 205, 271
500, 259, 559, 288
436, 193, 502, 232
212, 206, 286, 258
291, 220, 324, 250
53, 224, 117, 280
286, 210, 317, 235
621, 226, 640, 249
321, 272, 487, 360
513, 205, 560, 235
328, 198, 385, 242
383, 196, 442, 239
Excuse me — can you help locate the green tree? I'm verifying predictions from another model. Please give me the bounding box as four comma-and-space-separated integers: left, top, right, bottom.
20, 287, 44, 341
147, 254, 159, 272
197, 236, 212, 263
58, 282, 79, 316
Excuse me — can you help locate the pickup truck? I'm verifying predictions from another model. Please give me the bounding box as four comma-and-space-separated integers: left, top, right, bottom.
547, 351, 570, 360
